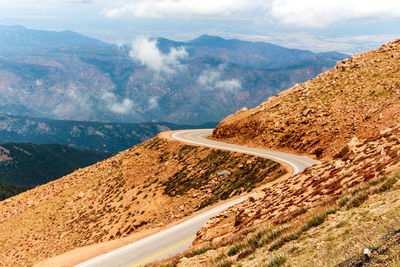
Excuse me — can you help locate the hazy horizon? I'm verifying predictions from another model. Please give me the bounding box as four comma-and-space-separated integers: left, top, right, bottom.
0, 1, 399, 54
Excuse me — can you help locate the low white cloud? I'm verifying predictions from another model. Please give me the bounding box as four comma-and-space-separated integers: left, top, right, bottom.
197, 65, 241, 92
148, 96, 159, 110
270, 0, 400, 28
102, 92, 134, 114
130, 37, 188, 73
110, 98, 134, 114
216, 79, 241, 92
197, 70, 221, 86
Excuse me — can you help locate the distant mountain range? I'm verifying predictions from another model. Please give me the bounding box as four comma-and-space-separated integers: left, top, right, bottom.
0, 114, 216, 152
0, 25, 348, 124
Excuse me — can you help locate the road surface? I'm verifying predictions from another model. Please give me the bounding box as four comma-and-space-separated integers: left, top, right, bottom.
75, 197, 245, 267
172, 129, 319, 175
75, 129, 319, 267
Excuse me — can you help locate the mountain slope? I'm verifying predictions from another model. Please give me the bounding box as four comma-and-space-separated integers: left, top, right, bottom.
0, 143, 111, 186
0, 25, 347, 124
0, 114, 216, 152
0, 135, 286, 267
213, 39, 400, 159
0, 25, 114, 55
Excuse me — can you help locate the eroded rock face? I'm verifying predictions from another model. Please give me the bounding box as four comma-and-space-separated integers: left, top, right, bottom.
213, 39, 400, 160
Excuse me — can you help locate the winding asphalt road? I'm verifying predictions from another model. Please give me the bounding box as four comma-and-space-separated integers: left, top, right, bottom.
172, 129, 319, 175
75, 129, 319, 267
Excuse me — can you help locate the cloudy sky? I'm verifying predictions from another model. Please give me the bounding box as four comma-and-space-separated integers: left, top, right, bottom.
0, 0, 400, 54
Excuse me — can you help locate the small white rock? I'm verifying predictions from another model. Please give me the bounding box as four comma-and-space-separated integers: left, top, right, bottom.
364, 248, 371, 259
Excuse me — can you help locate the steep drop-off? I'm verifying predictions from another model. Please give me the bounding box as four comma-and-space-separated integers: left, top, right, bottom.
0, 143, 111, 186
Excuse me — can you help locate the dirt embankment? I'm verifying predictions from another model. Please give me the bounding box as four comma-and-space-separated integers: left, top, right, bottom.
0, 134, 286, 267
213, 39, 400, 160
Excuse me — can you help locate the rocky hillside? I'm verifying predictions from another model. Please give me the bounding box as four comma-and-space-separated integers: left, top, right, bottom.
213, 39, 400, 159
0, 25, 346, 124
153, 126, 400, 267
0, 114, 216, 152
0, 142, 111, 186
0, 135, 286, 267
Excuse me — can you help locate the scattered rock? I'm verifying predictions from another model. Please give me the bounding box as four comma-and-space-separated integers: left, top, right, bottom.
302, 108, 312, 116
333, 160, 345, 169
364, 248, 371, 261
314, 241, 326, 249
380, 128, 393, 135
236, 107, 248, 114
348, 137, 361, 152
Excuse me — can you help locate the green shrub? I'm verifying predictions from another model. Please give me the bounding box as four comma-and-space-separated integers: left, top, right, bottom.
188, 245, 213, 256
377, 177, 397, 193
338, 197, 349, 207
264, 255, 287, 267
216, 260, 233, 267
227, 243, 245, 256
237, 246, 255, 259
302, 212, 328, 231
346, 193, 368, 209
269, 232, 300, 252
248, 229, 268, 248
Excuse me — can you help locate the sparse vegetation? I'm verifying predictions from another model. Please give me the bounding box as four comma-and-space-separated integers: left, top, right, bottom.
186, 244, 214, 257
156, 167, 400, 267
376, 177, 397, 193
0, 135, 287, 267
163, 147, 285, 209
216, 260, 233, 267
227, 243, 245, 256
264, 255, 287, 267
346, 193, 368, 209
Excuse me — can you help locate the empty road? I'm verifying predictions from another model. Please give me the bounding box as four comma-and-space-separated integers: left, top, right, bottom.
75, 129, 319, 267
172, 129, 319, 175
